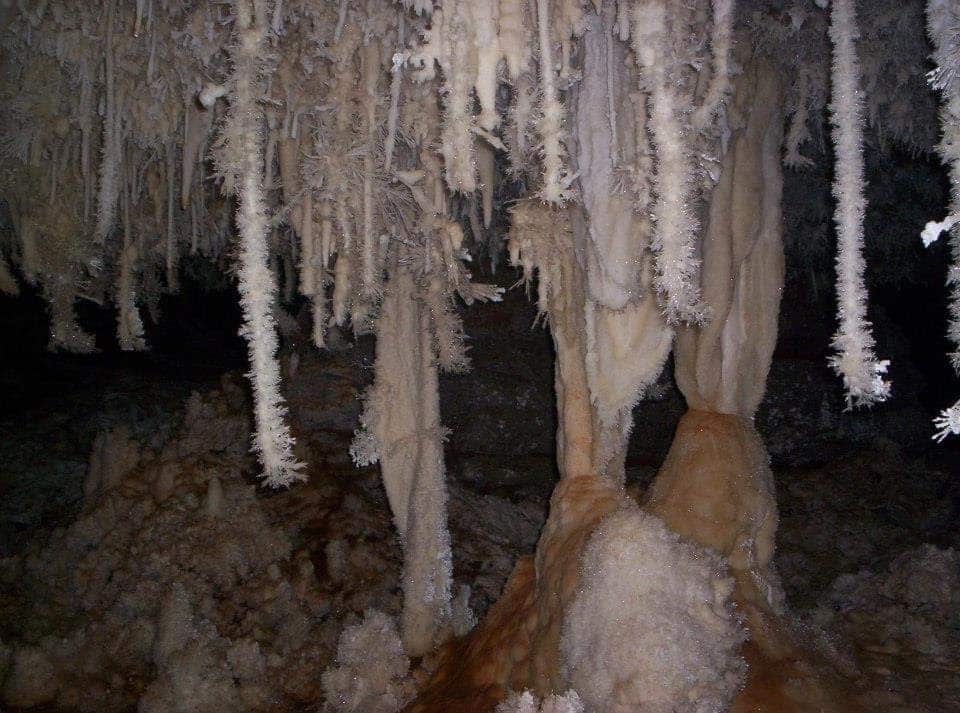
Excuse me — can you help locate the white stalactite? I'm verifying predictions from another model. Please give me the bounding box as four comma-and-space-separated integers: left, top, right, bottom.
351, 263, 453, 655
361, 41, 381, 298
827, 0, 891, 408
440, 8, 478, 193
165, 142, 178, 290
472, 0, 501, 132
633, 1, 706, 324
536, 0, 574, 204
227, 0, 305, 488
117, 184, 147, 352
499, 0, 530, 80
95, 8, 122, 244
384, 30, 405, 173
299, 191, 316, 296
332, 204, 353, 326
926, 0, 960, 439
691, 0, 735, 133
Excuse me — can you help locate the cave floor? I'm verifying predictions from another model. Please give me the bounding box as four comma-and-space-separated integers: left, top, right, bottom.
1, 344, 958, 712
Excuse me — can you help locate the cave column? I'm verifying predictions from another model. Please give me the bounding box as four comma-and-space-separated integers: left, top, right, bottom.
644, 61, 786, 620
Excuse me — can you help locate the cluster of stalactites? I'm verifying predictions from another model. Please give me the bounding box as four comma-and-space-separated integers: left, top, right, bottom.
2, 0, 739, 475
0, 0, 231, 354
403, 0, 734, 327
405, 0, 584, 201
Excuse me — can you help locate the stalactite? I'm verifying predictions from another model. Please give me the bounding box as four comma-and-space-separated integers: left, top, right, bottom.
80, 61, 94, 224
384, 14, 405, 174
95, 0, 120, 243
478, 141, 495, 228
116, 177, 147, 352
146, 22, 157, 82
506, 71, 538, 176
499, 0, 531, 81
334, 0, 349, 41
48, 279, 96, 353
283, 239, 296, 304
827, 0, 891, 407
605, 21, 619, 165
134, 0, 147, 37
535, 0, 574, 204
312, 289, 327, 349
401, 301, 455, 653
784, 69, 814, 168
632, 0, 706, 324
299, 191, 316, 296
320, 210, 334, 269
691, 0, 734, 133
324, 25, 361, 326
18, 221, 39, 286
264, 116, 278, 197
926, 0, 960, 439
181, 94, 212, 210
472, 0, 501, 132
332, 203, 353, 326
439, 7, 478, 192
361, 41, 381, 298
0, 254, 17, 296
190, 190, 199, 254
223, 0, 305, 488
165, 141, 178, 291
